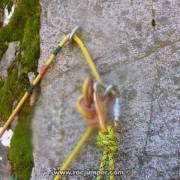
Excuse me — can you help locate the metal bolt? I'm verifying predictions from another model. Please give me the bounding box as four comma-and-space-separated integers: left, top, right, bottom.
103, 84, 115, 97
113, 97, 121, 121
69, 26, 81, 40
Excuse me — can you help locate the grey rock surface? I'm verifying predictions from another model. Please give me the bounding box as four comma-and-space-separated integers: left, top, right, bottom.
0, 41, 20, 78
0, 144, 10, 180
31, 0, 180, 179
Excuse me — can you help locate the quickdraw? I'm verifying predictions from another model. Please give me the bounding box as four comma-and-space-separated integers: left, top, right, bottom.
0, 26, 122, 180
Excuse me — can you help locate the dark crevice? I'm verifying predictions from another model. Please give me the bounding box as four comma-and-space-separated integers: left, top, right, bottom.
151, 19, 156, 27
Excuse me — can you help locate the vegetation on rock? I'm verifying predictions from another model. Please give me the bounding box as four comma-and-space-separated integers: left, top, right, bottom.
0, 0, 41, 179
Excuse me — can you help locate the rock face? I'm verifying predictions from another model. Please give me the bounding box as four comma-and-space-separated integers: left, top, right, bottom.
31, 0, 180, 179
0, 41, 20, 78
0, 144, 10, 179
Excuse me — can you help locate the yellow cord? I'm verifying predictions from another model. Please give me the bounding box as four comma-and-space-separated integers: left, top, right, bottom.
73, 35, 101, 82
54, 35, 102, 180
54, 127, 93, 180
59, 35, 70, 47
0, 35, 70, 138
0, 92, 29, 138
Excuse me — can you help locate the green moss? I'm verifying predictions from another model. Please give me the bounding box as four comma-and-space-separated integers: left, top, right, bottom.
0, 0, 41, 179
0, 78, 4, 88
9, 103, 34, 180
0, 42, 8, 60
1, 0, 11, 7
0, 0, 40, 43
0, 67, 23, 120
21, 17, 40, 73
0, 59, 30, 120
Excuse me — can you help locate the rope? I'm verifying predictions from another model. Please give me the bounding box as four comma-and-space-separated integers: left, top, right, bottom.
54, 35, 102, 179
76, 77, 99, 127
0, 27, 119, 180
96, 126, 118, 180
73, 35, 101, 82
54, 35, 119, 180
54, 126, 93, 180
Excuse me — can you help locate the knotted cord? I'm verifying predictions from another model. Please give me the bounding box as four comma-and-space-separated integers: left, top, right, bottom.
54, 32, 120, 180
96, 126, 118, 180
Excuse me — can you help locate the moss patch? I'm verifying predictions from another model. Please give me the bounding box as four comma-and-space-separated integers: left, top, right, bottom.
9, 103, 34, 180
0, 0, 41, 179
0, 42, 8, 60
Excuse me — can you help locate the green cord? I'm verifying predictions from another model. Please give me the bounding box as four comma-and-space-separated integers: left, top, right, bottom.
96, 126, 118, 180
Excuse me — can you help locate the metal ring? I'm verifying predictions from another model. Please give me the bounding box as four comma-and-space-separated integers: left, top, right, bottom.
93, 81, 100, 92
103, 84, 115, 97
69, 26, 81, 40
